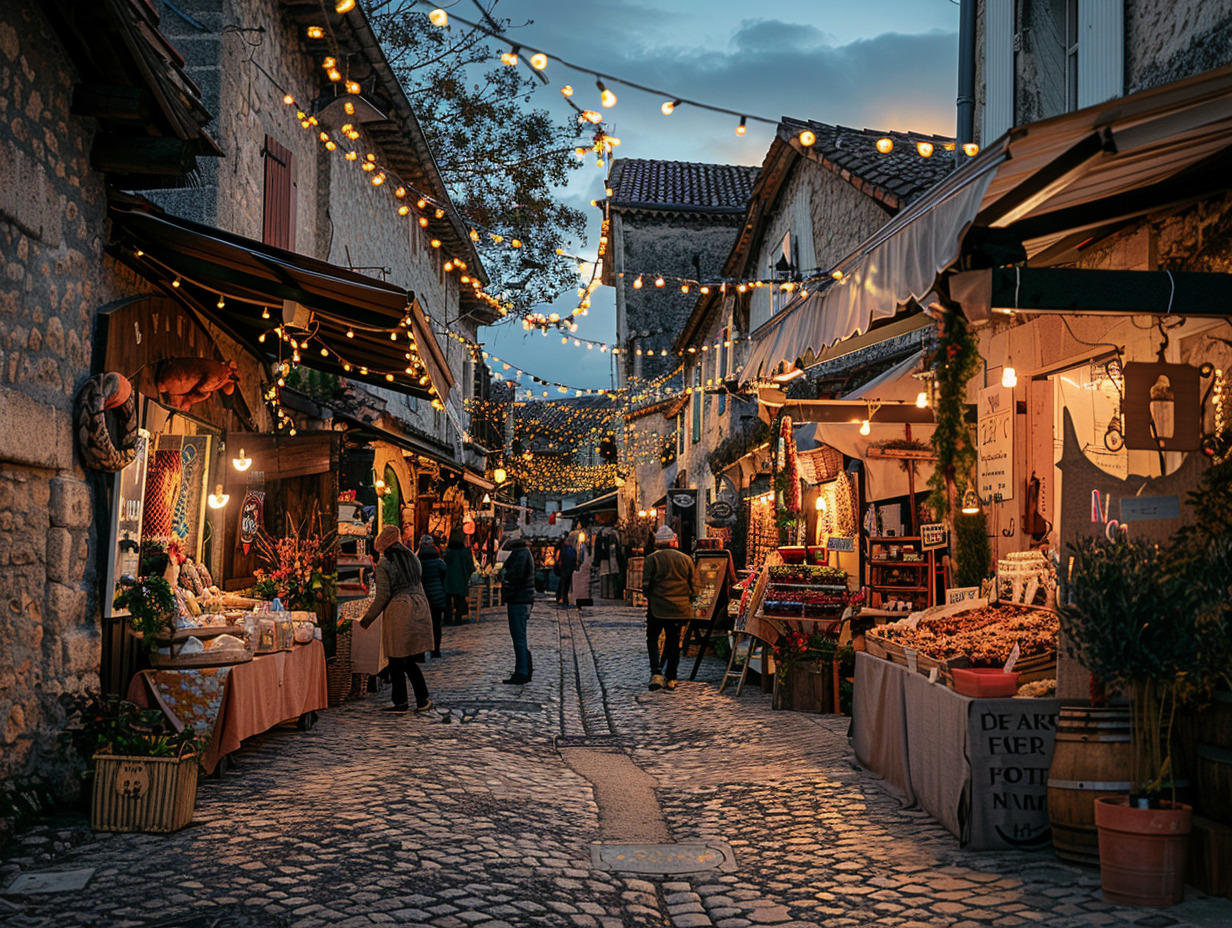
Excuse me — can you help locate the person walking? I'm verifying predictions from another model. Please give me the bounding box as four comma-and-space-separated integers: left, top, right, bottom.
443, 529, 475, 624
641, 524, 698, 691
359, 526, 434, 713
555, 532, 578, 605
417, 534, 447, 658
500, 533, 536, 684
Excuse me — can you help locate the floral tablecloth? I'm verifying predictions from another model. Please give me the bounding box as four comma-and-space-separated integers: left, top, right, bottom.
132, 666, 231, 752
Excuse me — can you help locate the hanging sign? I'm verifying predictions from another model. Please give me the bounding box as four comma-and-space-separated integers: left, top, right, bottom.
978, 386, 1014, 503
1119, 495, 1180, 522
239, 489, 265, 555
825, 536, 855, 552
920, 523, 948, 550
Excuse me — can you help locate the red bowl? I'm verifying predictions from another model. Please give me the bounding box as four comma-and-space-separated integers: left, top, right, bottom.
950, 668, 1020, 698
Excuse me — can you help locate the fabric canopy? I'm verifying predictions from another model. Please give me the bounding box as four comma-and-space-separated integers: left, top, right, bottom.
559, 489, 619, 517
743, 62, 1232, 380
111, 205, 453, 402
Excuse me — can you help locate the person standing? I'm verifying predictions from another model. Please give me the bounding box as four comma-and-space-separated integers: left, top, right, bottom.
359, 526, 434, 713
641, 524, 698, 691
443, 529, 475, 624
500, 533, 536, 684
417, 534, 447, 658
556, 532, 578, 605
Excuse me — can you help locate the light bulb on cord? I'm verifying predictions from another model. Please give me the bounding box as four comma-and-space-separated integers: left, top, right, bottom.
597, 80, 616, 108
916, 390, 930, 408
335, 0, 355, 12
1001, 358, 1018, 388
876, 137, 894, 154
232, 448, 252, 472
428, 8, 448, 26
661, 99, 680, 115
529, 52, 548, 70
859, 419, 871, 436
799, 130, 816, 147
815, 495, 827, 512
961, 486, 981, 515
493, 467, 507, 484
207, 485, 230, 509
736, 116, 747, 136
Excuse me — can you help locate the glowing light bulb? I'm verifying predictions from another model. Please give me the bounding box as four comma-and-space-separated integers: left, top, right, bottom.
1002, 364, 1018, 389
876, 137, 894, 154
418, 216, 429, 227
207, 484, 230, 509
171, 277, 181, 288
654, 277, 665, 288
916, 141, 934, 158
335, 0, 355, 11
501, 49, 518, 66
343, 101, 354, 116
283, 94, 295, 105
530, 52, 547, 70
371, 172, 385, 186
661, 99, 680, 116
560, 85, 574, 97
232, 449, 252, 472
632, 276, 643, 290
964, 142, 980, 157
306, 26, 324, 39
916, 390, 930, 409
597, 80, 616, 108
345, 80, 361, 95
859, 419, 871, 436
326, 68, 341, 82
736, 116, 747, 136
799, 130, 816, 147
428, 8, 448, 26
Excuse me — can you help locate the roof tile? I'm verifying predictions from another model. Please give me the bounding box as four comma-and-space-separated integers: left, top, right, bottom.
606, 159, 760, 212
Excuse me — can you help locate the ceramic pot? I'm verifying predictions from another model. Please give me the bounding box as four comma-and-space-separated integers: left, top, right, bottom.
1094, 795, 1192, 906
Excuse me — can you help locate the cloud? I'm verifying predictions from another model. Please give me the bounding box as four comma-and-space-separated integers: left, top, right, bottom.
731, 19, 833, 53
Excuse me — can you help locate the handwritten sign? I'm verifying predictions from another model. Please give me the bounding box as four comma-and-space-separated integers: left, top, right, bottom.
826, 536, 855, 552
946, 586, 981, 605
968, 706, 1059, 850
1119, 495, 1180, 522
920, 523, 948, 550
978, 386, 1014, 503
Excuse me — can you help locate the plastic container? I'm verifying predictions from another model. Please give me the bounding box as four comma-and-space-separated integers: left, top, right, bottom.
950, 667, 1020, 698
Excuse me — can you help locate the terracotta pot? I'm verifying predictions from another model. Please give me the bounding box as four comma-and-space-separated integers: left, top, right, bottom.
1094, 796, 1192, 906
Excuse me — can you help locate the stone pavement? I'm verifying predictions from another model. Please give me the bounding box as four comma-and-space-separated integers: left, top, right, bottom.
3, 596, 1231, 928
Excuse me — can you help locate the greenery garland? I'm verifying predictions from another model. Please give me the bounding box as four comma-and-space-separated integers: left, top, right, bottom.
928, 311, 981, 519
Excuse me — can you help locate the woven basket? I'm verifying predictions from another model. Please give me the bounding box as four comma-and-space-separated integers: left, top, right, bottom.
327, 625, 354, 707
91, 746, 198, 833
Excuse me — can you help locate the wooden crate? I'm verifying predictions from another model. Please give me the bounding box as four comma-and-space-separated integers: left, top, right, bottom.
91, 750, 198, 834
1187, 814, 1232, 899
773, 661, 837, 713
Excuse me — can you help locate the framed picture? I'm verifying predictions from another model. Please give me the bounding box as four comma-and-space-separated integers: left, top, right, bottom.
104, 431, 150, 619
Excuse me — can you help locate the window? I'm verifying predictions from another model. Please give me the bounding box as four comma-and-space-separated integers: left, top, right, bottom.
691, 365, 702, 444
1074, 0, 1123, 109
262, 136, 296, 250
769, 231, 799, 316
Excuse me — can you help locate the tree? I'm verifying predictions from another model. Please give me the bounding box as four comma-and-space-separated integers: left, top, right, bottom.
370, 2, 588, 314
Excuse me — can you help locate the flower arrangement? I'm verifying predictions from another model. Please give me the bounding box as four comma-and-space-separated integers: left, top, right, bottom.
772, 631, 854, 686
251, 513, 338, 613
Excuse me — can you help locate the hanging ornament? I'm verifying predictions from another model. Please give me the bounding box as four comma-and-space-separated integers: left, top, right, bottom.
240, 489, 265, 555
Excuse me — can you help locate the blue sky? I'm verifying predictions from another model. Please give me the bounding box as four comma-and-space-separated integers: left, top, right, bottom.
473, 0, 961, 392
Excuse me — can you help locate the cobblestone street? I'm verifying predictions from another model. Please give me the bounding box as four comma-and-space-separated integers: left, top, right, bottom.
3, 597, 1231, 928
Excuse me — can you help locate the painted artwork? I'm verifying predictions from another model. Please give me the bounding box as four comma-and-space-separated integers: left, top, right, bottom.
171, 436, 210, 559
240, 489, 265, 555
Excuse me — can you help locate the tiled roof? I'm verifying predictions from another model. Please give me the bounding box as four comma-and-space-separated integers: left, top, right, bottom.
780, 118, 955, 209
606, 159, 760, 213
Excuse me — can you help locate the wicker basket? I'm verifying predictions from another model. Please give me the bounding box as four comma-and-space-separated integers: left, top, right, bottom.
91, 746, 198, 833
327, 624, 354, 707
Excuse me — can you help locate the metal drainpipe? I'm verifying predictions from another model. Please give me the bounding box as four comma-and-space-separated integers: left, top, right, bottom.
956, 0, 977, 168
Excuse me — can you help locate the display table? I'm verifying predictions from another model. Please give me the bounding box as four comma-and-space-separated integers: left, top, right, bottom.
852, 651, 1062, 850
129, 640, 328, 775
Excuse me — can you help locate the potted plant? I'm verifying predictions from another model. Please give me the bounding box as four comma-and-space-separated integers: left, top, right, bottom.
113, 573, 177, 651
1059, 535, 1222, 906
63, 694, 200, 834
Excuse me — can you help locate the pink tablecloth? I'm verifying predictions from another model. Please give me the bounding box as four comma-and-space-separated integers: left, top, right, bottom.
128, 640, 328, 774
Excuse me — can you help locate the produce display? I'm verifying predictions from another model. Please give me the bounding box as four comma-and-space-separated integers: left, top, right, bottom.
768, 565, 847, 586
762, 563, 853, 620
875, 604, 1058, 665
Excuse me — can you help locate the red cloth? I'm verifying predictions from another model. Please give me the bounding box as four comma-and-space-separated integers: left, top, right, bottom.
128, 640, 328, 774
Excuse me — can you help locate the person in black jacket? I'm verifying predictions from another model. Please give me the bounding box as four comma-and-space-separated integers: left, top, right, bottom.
500, 535, 536, 684
417, 534, 448, 658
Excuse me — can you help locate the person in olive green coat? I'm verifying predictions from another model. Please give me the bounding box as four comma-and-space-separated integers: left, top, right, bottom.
641, 524, 697, 691
443, 530, 475, 623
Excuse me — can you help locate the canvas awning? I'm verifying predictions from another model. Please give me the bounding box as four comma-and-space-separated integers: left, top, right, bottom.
742, 63, 1232, 380
111, 204, 454, 402
334, 413, 459, 472
559, 489, 619, 518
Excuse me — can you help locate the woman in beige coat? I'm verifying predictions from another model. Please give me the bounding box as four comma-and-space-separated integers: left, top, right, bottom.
360, 526, 434, 712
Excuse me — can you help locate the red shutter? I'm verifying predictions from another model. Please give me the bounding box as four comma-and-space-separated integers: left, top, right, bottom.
262, 136, 296, 250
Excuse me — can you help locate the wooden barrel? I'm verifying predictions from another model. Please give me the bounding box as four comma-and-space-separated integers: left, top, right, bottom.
1196, 691, 1232, 828
1047, 706, 1132, 865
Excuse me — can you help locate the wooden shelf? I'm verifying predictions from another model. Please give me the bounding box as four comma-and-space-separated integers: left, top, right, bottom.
868, 559, 927, 566
872, 585, 928, 592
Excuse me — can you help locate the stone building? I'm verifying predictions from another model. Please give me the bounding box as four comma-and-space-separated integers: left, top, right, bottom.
0, 0, 216, 828
669, 119, 954, 554
598, 159, 759, 388
976, 0, 1232, 145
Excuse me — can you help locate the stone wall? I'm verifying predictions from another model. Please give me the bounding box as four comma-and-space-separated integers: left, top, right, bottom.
0, 4, 157, 825
615, 212, 742, 384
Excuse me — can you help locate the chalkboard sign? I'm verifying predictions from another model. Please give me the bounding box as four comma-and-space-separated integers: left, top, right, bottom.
920, 523, 948, 550
692, 551, 735, 624
826, 536, 855, 552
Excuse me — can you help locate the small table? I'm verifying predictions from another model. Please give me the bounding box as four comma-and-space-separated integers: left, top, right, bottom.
129, 640, 328, 775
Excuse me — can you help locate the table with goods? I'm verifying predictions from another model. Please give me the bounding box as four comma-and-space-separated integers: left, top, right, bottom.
853, 598, 1063, 849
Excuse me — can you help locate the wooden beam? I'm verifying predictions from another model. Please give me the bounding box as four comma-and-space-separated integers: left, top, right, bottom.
91, 135, 197, 175
952, 267, 1232, 323
72, 84, 151, 122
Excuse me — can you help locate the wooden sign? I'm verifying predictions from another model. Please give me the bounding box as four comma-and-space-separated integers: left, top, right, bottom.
920, 523, 948, 550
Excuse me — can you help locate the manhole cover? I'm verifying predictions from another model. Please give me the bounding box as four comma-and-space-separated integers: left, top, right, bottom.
4, 870, 93, 895
592, 841, 737, 874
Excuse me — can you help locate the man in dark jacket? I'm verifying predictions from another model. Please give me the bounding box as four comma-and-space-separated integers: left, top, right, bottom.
642, 524, 698, 691
500, 534, 536, 684
417, 535, 447, 658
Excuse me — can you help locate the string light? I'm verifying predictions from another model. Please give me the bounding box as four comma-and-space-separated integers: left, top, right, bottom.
736, 116, 747, 136
799, 130, 816, 147
428, 8, 448, 27
916, 141, 934, 158
596, 80, 617, 108
335, 0, 355, 12
661, 99, 680, 115
876, 137, 894, 154
530, 52, 548, 70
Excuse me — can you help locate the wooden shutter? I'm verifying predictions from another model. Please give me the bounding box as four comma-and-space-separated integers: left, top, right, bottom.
262, 136, 296, 250
982, 0, 1015, 146
1077, 0, 1123, 108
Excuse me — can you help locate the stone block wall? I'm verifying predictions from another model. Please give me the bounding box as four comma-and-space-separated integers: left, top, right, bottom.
617, 212, 742, 385
0, 4, 155, 826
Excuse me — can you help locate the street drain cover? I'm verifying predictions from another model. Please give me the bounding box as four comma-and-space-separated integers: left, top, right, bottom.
4, 870, 94, 895
592, 841, 737, 874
